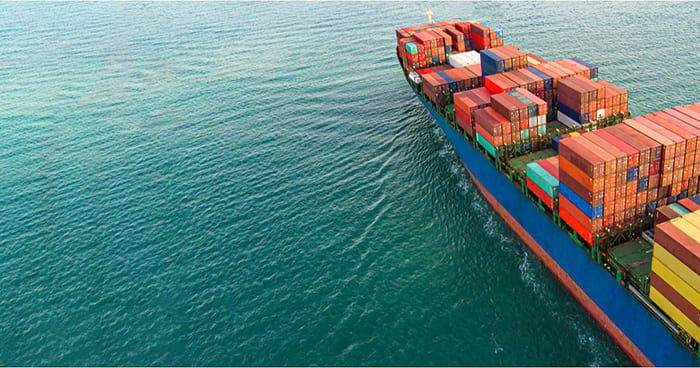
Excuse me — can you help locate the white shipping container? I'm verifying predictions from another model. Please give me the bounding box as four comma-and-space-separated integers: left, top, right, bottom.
464, 50, 481, 64
449, 51, 481, 68
558, 111, 580, 129
448, 53, 470, 68
538, 115, 546, 126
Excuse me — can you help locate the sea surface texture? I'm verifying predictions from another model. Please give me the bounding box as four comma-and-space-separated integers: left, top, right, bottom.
1, 2, 699, 366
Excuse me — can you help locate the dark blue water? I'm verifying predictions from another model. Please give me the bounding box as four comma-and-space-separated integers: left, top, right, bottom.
1, 2, 698, 365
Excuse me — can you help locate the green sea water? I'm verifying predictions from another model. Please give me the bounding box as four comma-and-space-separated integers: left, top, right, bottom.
1, 1, 698, 366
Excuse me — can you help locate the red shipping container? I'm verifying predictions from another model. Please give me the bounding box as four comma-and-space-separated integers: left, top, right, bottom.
484, 74, 519, 94
558, 135, 606, 178
527, 177, 555, 209
559, 198, 597, 244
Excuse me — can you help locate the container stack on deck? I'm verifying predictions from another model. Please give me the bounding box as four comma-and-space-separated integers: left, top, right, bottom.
396, 20, 503, 72
650, 198, 700, 342
454, 87, 494, 137
480, 45, 527, 77
555, 103, 700, 245
422, 66, 483, 106
481, 58, 609, 123
468, 22, 504, 51
527, 156, 560, 210
470, 88, 549, 155
556, 76, 629, 127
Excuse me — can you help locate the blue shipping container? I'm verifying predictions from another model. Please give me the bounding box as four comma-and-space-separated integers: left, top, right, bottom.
557, 103, 589, 124
691, 195, 700, 206
526, 67, 553, 90
571, 57, 599, 80
560, 182, 594, 219
437, 71, 457, 92
552, 136, 564, 152
481, 50, 504, 71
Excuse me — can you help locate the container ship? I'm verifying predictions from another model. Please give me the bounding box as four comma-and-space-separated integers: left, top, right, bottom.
395, 13, 700, 366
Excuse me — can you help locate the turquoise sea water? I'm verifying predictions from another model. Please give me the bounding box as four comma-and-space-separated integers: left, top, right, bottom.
1, 2, 698, 365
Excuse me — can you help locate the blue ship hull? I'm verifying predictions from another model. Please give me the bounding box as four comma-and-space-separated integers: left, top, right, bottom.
414, 91, 699, 366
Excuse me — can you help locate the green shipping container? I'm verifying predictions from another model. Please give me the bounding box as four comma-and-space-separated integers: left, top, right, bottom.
526, 162, 559, 197
668, 203, 691, 216
476, 132, 496, 157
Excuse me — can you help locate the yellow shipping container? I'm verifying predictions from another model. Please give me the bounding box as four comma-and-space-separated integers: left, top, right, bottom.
653, 244, 700, 292
684, 211, 700, 230
652, 256, 700, 309
671, 217, 700, 241
650, 286, 700, 341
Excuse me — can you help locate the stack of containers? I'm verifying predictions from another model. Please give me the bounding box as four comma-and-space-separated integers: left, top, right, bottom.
671, 105, 700, 195
480, 45, 527, 77
454, 88, 494, 136
455, 22, 473, 51
553, 103, 700, 244
401, 37, 425, 71
557, 124, 663, 242
526, 156, 560, 209
474, 107, 510, 156
444, 26, 466, 53
421, 72, 450, 106
596, 80, 629, 118
557, 134, 617, 244
647, 111, 700, 199
421, 67, 482, 107
634, 107, 700, 206
649, 210, 700, 342
432, 28, 453, 57
484, 69, 547, 107
411, 31, 436, 67
628, 117, 686, 207
556, 75, 605, 127
470, 23, 504, 50
508, 88, 547, 140
525, 66, 555, 120
474, 88, 548, 151
601, 123, 662, 220
531, 63, 570, 119
490, 91, 526, 146
397, 36, 418, 71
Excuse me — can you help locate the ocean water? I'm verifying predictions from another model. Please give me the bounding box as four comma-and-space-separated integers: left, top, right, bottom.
1, 1, 698, 366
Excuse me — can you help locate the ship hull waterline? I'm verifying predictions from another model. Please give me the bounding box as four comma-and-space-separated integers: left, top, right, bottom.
412, 89, 698, 367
